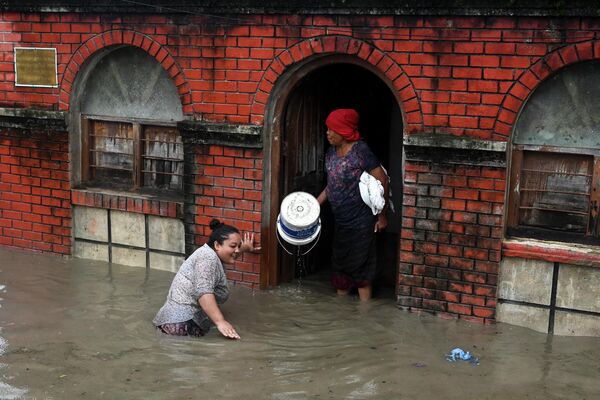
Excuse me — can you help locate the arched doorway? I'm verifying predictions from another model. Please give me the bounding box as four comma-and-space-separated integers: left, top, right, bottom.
263, 55, 403, 297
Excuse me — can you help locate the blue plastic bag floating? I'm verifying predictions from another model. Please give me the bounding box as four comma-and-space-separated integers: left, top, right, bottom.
445, 347, 480, 366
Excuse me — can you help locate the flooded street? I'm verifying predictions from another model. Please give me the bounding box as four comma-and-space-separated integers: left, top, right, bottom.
0, 247, 599, 399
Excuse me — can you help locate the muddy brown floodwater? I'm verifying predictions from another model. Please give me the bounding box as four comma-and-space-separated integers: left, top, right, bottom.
0, 247, 599, 399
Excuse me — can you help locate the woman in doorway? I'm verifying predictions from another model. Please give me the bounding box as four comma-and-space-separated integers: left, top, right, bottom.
153, 219, 259, 339
317, 109, 389, 301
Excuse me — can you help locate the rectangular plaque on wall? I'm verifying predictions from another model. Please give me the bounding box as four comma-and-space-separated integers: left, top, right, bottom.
14, 47, 58, 87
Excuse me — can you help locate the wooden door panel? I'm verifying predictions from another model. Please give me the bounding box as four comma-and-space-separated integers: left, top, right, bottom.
280, 85, 327, 282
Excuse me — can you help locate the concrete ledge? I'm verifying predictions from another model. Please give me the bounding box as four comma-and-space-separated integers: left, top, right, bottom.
403, 133, 507, 167
503, 239, 600, 268
403, 133, 507, 152
72, 189, 183, 219
0, 107, 67, 131
179, 120, 262, 149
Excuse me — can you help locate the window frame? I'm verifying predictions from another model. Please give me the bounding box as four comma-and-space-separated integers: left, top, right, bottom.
507, 144, 600, 245
81, 114, 184, 196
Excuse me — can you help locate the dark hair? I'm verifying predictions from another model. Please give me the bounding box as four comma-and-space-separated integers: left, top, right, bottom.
207, 219, 240, 249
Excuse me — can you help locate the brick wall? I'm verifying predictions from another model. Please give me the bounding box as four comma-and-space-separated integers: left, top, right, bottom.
186, 144, 263, 289
1, 9, 600, 313
399, 160, 505, 323
0, 128, 71, 254
0, 13, 595, 138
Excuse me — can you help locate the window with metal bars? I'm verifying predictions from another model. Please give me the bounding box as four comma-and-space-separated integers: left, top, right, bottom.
507, 146, 600, 245
81, 116, 183, 196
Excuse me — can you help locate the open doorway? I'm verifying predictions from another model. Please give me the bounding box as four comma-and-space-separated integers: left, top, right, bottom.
272, 60, 403, 298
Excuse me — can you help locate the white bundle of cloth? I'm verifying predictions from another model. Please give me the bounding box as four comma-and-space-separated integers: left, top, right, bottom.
359, 166, 394, 215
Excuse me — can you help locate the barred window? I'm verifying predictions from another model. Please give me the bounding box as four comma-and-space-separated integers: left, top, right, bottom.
82, 116, 183, 196
507, 147, 600, 244
508, 61, 600, 245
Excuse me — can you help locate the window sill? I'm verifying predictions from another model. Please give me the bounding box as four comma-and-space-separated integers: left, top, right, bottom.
71, 188, 183, 219
502, 238, 600, 268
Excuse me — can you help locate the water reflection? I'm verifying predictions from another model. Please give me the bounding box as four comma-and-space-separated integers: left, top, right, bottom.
1, 247, 599, 399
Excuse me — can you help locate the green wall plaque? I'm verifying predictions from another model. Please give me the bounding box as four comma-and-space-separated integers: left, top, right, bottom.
15, 47, 58, 87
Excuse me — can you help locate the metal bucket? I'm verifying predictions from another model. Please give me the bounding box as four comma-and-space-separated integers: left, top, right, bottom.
276, 191, 321, 247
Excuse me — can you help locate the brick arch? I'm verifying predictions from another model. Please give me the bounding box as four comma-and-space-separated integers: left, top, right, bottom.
494, 40, 600, 139
59, 30, 192, 113
250, 35, 423, 133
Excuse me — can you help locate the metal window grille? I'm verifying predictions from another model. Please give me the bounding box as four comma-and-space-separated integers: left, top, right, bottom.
83, 117, 184, 195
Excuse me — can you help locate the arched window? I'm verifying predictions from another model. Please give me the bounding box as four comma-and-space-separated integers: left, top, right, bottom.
76, 46, 184, 197
508, 61, 600, 244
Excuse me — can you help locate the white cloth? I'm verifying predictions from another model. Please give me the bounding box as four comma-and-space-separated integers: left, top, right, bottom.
359, 166, 396, 215
359, 171, 386, 215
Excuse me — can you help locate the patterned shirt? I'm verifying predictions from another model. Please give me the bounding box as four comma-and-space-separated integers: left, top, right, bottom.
153, 244, 229, 330
325, 140, 380, 228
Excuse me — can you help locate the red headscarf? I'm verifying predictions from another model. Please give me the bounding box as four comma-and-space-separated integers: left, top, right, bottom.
325, 109, 361, 142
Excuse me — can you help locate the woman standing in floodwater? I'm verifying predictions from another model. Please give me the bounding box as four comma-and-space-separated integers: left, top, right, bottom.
153, 219, 258, 339
317, 109, 389, 301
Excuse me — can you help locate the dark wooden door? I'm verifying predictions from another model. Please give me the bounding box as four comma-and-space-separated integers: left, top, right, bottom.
279, 82, 328, 282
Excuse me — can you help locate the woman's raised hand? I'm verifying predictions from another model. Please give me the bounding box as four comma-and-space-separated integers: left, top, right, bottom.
240, 232, 261, 253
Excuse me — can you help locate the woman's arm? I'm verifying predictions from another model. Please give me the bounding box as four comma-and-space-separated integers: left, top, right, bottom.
369, 166, 389, 232
317, 188, 327, 205
198, 294, 240, 339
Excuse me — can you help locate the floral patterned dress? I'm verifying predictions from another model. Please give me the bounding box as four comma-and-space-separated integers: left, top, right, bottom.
153, 244, 229, 336
324, 140, 381, 289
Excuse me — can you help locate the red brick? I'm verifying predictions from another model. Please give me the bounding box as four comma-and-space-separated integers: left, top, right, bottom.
545, 51, 565, 72
398, 274, 424, 287
425, 255, 449, 268
423, 277, 448, 290
440, 55, 469, 66
468, 79, 499, 93
441, 199, 466, 211
462, 294, 486, 306
448, 282, 473, 294
470, 55, 500, 67
447, 303, 472, 315
463, 248, 489, 261
475, 261, 499, 274
474, 285, 496, 297
438, 244, 462, 257
400, 251, 424, 264
559, 45, 579, 65
473, 307, 495, 318
463, 271, 487, 284
412, 287, 435, 299
451, 67, 481, 81
454, 42, 484, 54
450, 92, 480, 105
422, 299, 447, 311
438, 291, 460, 302
575, 42, 594, 61
449, 257, 474, 270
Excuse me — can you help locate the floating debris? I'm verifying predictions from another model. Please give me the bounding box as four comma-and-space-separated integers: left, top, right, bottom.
445, 347, 480, 366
